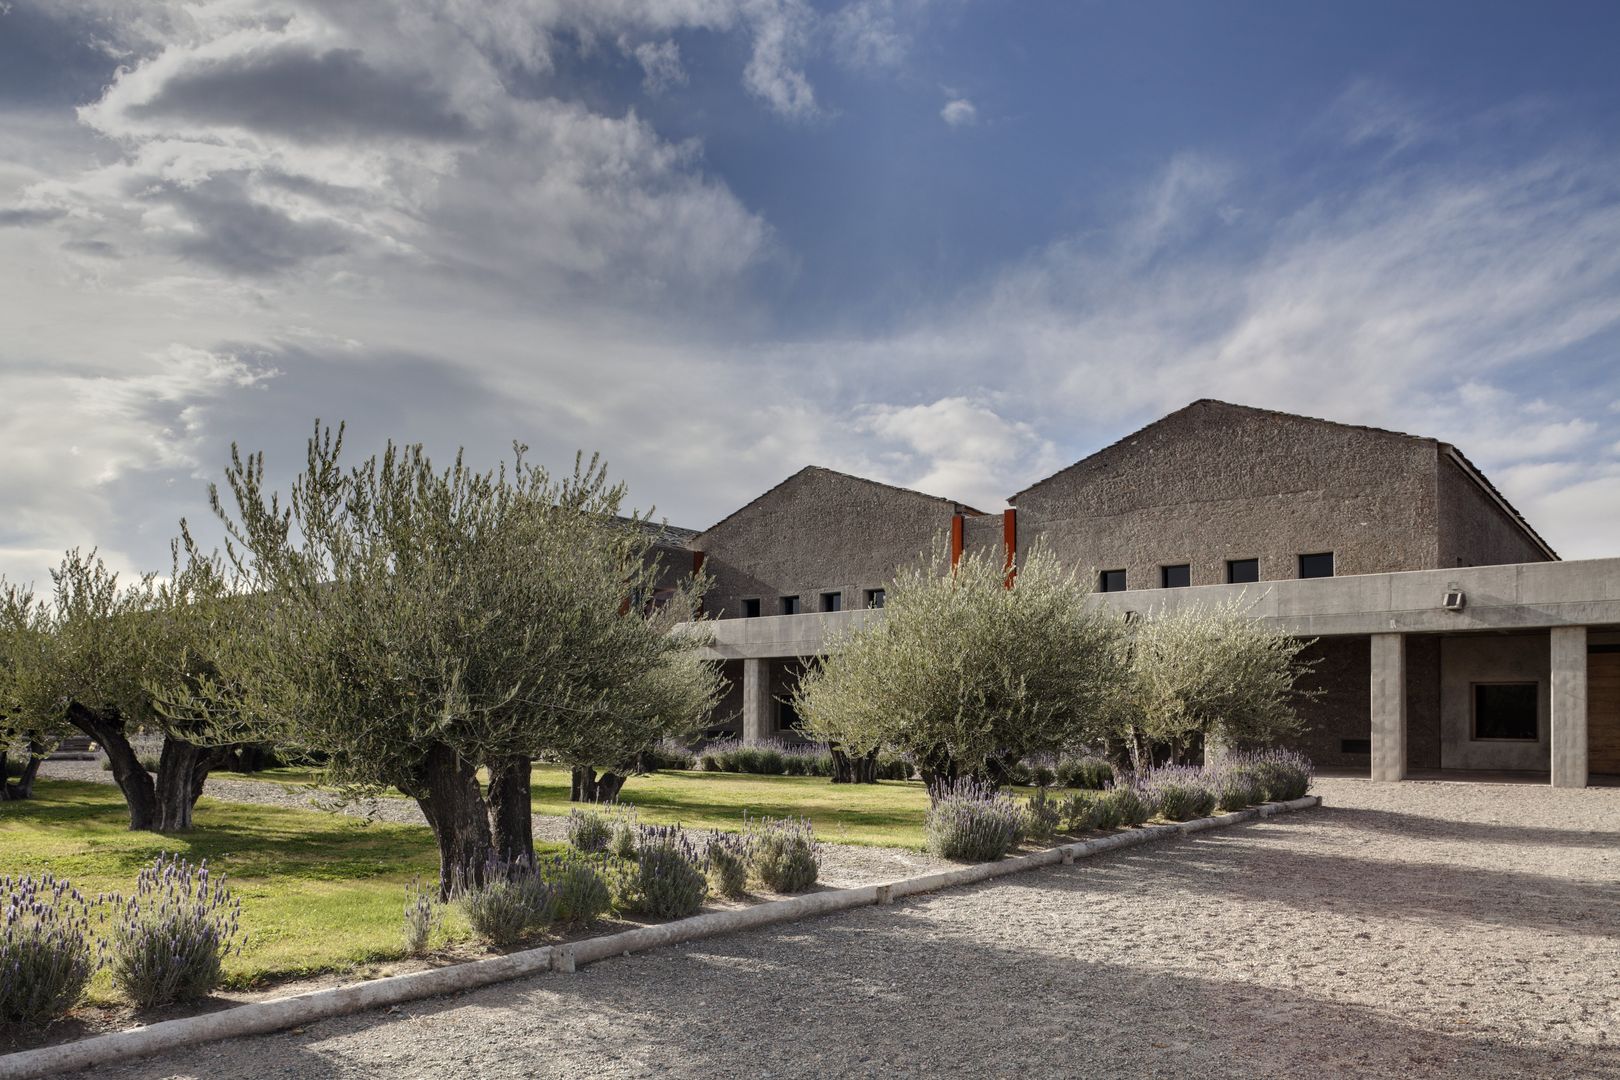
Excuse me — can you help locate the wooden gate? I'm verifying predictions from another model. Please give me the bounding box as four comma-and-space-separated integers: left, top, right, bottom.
1591, 649, 1620, 776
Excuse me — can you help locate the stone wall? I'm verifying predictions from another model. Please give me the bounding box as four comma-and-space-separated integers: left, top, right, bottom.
694, 466, 969, 620
1434, 454, 1553, 568
1013, 400, 1443, 587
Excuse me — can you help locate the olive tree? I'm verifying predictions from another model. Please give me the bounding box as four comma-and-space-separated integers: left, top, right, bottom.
1114, 599, 1318, 769
793, 544, 1127, 790
185, 425, 722, 891
0, 585, 51, 801
0, 546, 236, 829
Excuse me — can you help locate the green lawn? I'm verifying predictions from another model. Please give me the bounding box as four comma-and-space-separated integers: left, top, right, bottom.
256, 763, 945, 849
0, 780, 565, 1001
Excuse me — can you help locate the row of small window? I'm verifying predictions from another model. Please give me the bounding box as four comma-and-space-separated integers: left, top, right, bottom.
1097, 552, 1335, 593
741, 589, 886, 618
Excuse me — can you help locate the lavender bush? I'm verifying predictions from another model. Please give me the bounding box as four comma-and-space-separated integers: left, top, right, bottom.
1, 874, 100, 1025
702, 831, 753, 899
540, 854, 613, 928
1139, 766, 1217, 822
567, 805, 624, 853
1251, 748, 1314, 801
1060, 790, 1103, 832
616, 826, 708, 919
924, 778, 1023, 861
1055, 755, 1116, 790
454, 854, 557, 946
402, 876, 442, 956
1108, 784, 1153, 827
1023, 787, 1063, 843
108, 855, 242, 1008
745, 815, 821, 892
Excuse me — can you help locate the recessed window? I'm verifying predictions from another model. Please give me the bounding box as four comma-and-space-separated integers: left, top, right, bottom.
1099, 569, 1127, 593
780, 595, 800, 615
1340, 738, 1371, 755
1161, 564, 1190, 589
865, 588, 885, 609
1473, 683, 1538, 741
741, 598, 761, 619
1227, 558, 1259, 584
1299, 552, 1335, 579
820, 591, 842, 613
776, 698, 803, 731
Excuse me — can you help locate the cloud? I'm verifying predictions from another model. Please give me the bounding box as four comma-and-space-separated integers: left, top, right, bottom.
860, 397, 1058, 510
940, 97, 976, 126
741, 0, 820, 118
631, 39, 687, 95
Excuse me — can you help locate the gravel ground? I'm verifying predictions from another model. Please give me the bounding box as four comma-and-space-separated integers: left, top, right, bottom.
48, 776, 1620, 1079
34, 759, 950, 887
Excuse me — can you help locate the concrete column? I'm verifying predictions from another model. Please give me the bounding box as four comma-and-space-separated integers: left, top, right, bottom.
742, 658, 771, 745
1370, 632, 1407, 782
1550, 626, 1588, 788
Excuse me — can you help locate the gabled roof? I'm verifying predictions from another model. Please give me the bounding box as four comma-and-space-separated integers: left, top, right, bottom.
695, 465, 984, 540
614, 515, 700, 547
1009, 399, 1556, 560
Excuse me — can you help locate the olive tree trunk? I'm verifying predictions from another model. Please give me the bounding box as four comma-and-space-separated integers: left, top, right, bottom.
66, 701, 158, 830
569, 766, 627, 804
829, 746, 878, 784
413, 742, 495, 899
151, 738, 227, 833
486, 754, 534, 864
0, 742, 45, 801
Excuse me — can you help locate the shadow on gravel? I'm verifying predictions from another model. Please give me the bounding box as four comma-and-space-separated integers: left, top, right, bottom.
1318, 805, 1620, 849
67, 902, 1620, 1080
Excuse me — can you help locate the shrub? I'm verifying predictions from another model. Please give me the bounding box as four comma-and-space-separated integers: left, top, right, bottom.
1059, 790, 1100, 832
1056, 755, 1116, 790
924, 778, 1023, 861
541, 854, 613, 928
1029, 764, 1056, 788
616, 826, 708, 919
1107, 784, 1151, 827
1023, 787, 1063, 843
646, 739, 697, 772
878, 755, 913, 781
702, 832, 753, 899
746, 815, 820, 892
1250, 748, 1314, 801
1140, 766, 1216, 822
567, 807, 614, 853
610, 810, 640, 860
402, 876, 442, 956
108, 855, 241, 1008
1, 874, 99, 1025
1212, 763, 1268, 811
455, 855, 557, 946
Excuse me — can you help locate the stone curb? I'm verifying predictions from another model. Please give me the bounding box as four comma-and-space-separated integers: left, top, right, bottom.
0, 794, 1321, 1079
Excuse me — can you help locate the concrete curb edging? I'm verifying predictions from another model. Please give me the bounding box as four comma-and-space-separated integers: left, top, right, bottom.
1, 794, 1321, 1079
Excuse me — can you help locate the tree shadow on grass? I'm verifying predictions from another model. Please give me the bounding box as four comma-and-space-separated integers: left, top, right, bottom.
68, 898, 1620, 1080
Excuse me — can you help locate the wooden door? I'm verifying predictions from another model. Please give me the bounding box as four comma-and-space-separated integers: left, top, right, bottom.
1591, 651, 1620, 776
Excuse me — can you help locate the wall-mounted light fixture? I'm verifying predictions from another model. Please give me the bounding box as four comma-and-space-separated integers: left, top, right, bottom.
1442, 586, 1466, 612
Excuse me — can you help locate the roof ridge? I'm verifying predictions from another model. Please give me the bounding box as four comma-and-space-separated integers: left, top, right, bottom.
694, 464, 983, 540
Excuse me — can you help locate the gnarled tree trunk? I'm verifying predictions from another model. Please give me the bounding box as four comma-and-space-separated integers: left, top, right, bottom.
151, 738, 229, 832
569, 766, 627, 804
413, 742, 495, 899
486, 754, 534, 864
1, 741, 45, 801
66, 702, 157, 830
829, 746, 878, 784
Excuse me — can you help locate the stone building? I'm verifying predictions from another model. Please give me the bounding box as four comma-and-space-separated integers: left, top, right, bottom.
671, 400, 1617, 787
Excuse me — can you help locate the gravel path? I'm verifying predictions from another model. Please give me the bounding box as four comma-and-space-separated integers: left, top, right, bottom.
35, 759, 949, 888
52, 776, 1620, 1079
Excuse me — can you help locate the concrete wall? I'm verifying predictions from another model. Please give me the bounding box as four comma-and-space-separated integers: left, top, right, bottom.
1013, 401, 1443, 588
1439, 632, 1550, 771
694, 467, 966, 620
1435, 454, 1552, 568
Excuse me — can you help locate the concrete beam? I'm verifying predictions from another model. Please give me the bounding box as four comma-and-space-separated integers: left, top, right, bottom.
741, 657, 771, 745
1550, 626, 1588, 788
1370, 633, 1407, 782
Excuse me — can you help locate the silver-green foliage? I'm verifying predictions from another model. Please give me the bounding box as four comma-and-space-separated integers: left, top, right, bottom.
924, 778, 1024, 861
794, 544, 1127, 779
108, 855, 241, 1008
744, 815, 820, 893
1022, 787, 1063, 843
615, 826, 708, 919
402, 876, 443, 956
455, 856, 557, 946
540, 854, 613, 928
1118, 599, 1317, 767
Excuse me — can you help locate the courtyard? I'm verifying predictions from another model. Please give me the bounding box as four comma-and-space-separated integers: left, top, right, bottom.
61, 777, 1619, 1079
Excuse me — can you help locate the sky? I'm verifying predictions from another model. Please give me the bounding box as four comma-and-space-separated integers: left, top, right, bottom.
3, 0, 1620, 585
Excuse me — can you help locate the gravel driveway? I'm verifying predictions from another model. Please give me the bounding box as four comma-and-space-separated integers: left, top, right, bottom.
57, 777, 1620, 1079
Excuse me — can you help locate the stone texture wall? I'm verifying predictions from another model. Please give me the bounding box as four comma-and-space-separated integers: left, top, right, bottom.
694, 466, 968, 620
1013, 401, 1443, 586
1435, 454, 1553, 568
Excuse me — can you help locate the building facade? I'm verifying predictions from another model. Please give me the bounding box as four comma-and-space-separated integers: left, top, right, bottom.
660, 400, 1616, 787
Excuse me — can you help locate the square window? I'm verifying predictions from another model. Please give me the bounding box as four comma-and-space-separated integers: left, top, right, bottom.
1299, 552, 1335, 579
1340, 738, 1371, 755
1099, 569, 1127, 593
1161, 564, 1191, 589
865, 588, 886, 609
741, 598, 761, 619
1473, 683, 1538, 741
820, 591, 842, 613
780, 595, 801, 615
1227, 558, 1259, 584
